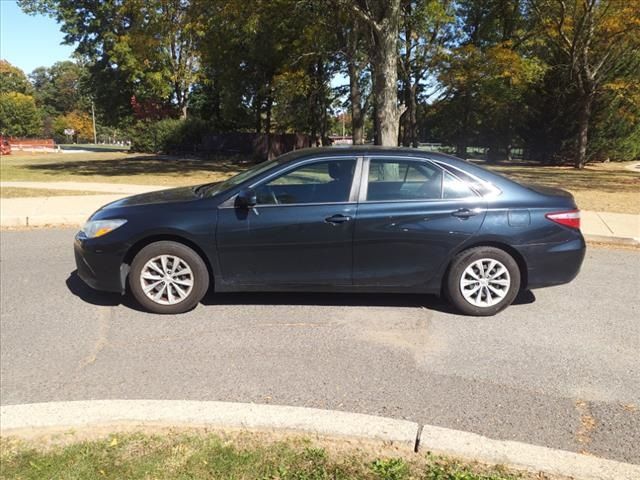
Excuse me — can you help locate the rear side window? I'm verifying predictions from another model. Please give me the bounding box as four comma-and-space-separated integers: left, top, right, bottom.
443, 171, 476, 199
441, 165, 498, 197
366, 159, 443, 201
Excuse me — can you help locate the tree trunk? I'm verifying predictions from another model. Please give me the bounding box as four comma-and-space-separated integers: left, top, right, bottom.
408, 83, 418, 147
254, 93, 262, 134
372, 3, 401, 146
372, 102, 380, 145
265, 95, 273, 160
399, 4, 418, 148
348, 61, 365, 145
373, 36, 400, 145
575, 94, 593, 169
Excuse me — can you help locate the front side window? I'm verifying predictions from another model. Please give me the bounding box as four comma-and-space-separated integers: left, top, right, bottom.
366, 159, 443, 201
254, 159, 356, 205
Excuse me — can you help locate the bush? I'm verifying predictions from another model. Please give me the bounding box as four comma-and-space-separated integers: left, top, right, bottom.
130, 117, 210, 153
0, 92, 42, 137
53, 110, 94, 143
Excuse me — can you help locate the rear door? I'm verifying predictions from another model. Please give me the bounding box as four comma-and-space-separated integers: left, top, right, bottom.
353, 156, 487, 288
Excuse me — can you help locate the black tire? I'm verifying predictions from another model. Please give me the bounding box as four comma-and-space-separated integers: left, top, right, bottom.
129, 241, 209, 314
446, 246, 521, 316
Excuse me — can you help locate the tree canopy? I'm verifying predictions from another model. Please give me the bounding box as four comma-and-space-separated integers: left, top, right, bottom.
14, 0, 640, 164
0, 92, 42, 137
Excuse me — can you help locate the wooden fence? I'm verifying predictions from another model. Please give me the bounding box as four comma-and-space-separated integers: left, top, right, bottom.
8, 138, 56, 150
200, 133, 312, 159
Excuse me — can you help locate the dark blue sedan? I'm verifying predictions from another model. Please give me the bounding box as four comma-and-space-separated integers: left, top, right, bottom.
74, 147, 585, 316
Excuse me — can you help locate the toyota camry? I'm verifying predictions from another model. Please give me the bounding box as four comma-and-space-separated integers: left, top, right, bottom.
74, 147, 586, 316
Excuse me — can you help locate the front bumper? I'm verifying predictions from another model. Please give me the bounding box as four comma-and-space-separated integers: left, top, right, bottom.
74, 233, 129, 293
518, 235, 586, 289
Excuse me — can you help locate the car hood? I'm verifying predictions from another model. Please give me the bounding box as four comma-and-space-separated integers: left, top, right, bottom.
101, 185, 202, 210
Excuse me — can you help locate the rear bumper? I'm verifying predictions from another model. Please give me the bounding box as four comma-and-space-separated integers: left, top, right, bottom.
518, 234, 586, 289
74, 233, 128, 293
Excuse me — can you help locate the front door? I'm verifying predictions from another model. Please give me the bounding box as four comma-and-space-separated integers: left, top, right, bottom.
216, 158, 359, 287
354, 157, 487, 287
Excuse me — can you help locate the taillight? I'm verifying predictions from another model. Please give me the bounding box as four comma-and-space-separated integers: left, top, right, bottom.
546, 209, 580, 229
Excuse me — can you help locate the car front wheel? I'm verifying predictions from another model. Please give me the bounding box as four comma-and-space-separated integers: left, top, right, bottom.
129, 241, 209, 314
446, 247, 520, 316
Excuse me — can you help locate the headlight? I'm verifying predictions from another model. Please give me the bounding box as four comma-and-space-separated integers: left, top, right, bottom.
81, 219, 127, 239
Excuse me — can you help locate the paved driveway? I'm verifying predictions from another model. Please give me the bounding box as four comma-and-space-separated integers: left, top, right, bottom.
1, 228, 638, 463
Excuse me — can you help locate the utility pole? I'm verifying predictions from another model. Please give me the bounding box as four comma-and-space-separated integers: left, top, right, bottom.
91, 101, 97, 144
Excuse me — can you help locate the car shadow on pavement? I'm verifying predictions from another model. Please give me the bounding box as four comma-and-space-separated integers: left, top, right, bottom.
67, 270, 536, 314
201, 289, 536, 313
66, 271, 140, 310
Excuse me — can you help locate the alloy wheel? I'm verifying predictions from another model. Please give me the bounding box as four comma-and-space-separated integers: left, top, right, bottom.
459, 258, 511, 307
140, 254, 194, 305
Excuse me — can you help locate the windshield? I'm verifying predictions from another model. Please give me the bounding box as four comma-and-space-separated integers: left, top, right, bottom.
202, 158, 281, 197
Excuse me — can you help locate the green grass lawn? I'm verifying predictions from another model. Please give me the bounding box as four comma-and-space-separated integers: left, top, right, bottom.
484, 161, 640, 214
0, 151, 248, 187
0, 187, 109, 198
1, 151, 637, 213
0, 431, 537, 480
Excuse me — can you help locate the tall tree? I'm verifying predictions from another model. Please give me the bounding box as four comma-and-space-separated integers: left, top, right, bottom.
336, 0, 404, 146
529, 0, 640, 168
0, 92, 42, 136
0, 61, 32, 95
335, 12, 371, 145
29, 61, 89, 115
19, 0, 201, 121
433, 0, 543, 159
399, 0, 454, 147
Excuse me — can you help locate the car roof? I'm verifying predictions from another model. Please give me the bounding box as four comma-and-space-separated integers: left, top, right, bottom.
276, 146, 522, 193
279, 146, 456, 160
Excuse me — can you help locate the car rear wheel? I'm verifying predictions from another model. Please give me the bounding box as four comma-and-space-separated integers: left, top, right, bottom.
446, 247, 520, 316
129, 241, 209, 314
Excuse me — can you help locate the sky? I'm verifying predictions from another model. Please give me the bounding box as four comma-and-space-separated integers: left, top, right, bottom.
0, 0, 75, 74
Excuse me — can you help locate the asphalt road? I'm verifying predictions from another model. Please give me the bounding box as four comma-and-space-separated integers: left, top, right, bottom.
1, 228, 639, 464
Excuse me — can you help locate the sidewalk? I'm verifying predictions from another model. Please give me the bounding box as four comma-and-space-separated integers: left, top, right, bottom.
0, 182, 165, 227
581, 211, 640, 245
1, 182, 638, 244
0, 181, 165, 194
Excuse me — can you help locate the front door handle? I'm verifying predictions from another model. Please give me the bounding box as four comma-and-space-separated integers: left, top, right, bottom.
451, 208, 478, 219
325, 214, 352, 224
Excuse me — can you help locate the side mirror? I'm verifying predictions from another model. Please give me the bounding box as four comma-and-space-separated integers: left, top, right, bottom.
236, 189, 257, 208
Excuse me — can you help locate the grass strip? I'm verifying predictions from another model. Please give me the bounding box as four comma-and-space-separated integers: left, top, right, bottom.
0, 430, 544, 480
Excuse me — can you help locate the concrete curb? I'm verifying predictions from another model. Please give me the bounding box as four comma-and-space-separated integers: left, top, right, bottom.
584, 234, 640, 247
1, 400, 638, 480
1, 400, 417, 447
0, 215, 87, 227
418, 424, 640, 480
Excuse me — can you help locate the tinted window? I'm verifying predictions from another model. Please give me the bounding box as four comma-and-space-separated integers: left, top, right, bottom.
366, 159, 442, 201
443, 171, 476, 199
255, 159, 356, 205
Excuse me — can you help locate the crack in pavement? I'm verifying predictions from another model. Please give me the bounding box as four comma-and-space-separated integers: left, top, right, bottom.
78, 306, 112, 369
575, 399, 597, 455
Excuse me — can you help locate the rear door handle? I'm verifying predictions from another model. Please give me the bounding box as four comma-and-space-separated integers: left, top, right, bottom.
325, 214, 352, 224
451, 208, 478, 219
